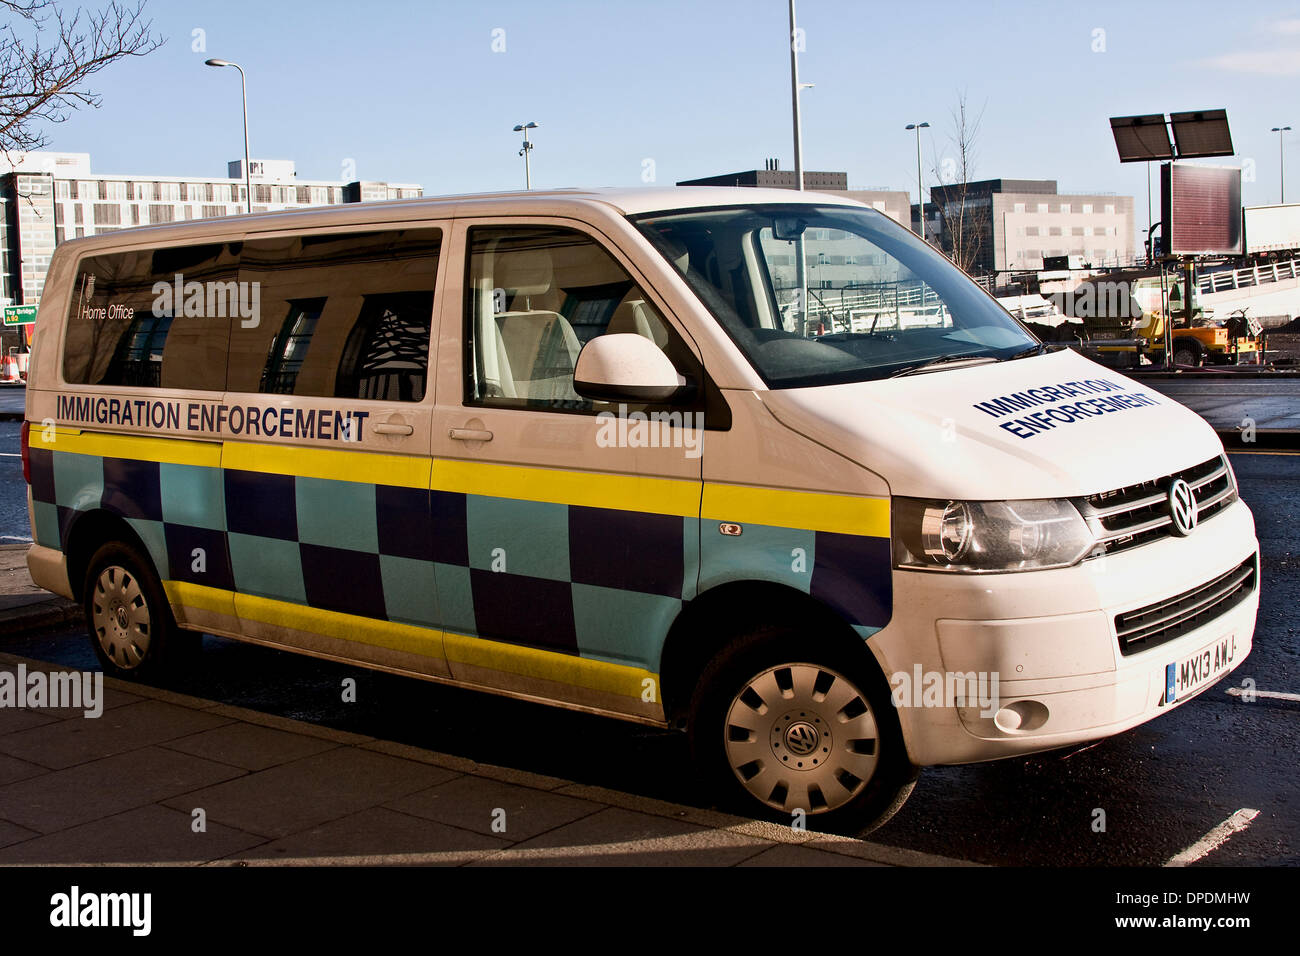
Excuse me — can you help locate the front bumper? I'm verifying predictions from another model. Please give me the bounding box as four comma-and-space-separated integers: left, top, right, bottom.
868, 498, 1259, 766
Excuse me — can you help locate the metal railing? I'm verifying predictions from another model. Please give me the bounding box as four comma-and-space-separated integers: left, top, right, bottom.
1198, 257, 1300, 294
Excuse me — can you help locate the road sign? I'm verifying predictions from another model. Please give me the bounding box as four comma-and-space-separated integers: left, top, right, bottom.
3, 305, 37, 327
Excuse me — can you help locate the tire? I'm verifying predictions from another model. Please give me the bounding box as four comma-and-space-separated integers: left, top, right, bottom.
1172, 339, 1203, 368
688, 626, 918, 835
83, 541, 196, 679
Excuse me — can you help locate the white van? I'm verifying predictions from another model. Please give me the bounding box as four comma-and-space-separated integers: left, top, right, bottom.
21, 188, 1259, 830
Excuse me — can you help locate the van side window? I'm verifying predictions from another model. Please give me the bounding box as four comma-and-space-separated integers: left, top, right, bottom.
63, 242, 238, 390
226, 228, 441, 400
465, 226, 690, 411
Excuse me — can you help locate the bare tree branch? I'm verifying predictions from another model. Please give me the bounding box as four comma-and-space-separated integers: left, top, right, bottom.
929, 90, 991, 275
0, 0, 163, 158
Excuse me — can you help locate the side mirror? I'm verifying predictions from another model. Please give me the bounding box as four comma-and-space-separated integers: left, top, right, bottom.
574, 333, 691, 403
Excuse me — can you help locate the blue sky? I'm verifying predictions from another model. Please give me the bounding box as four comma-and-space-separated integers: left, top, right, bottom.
36, 0, 1300, 222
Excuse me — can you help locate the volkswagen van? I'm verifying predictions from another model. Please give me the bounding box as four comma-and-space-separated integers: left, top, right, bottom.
21, 187, 1259, 830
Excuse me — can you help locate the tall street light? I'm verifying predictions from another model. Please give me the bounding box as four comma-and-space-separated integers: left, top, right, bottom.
205, 58, 251, 213
788, 0, 810, 333
1272, 126, 1291, 203
906, 122, 930, 238
514, 122, 538, 189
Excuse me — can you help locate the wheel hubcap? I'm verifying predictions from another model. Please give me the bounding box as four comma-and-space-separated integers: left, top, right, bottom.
725, 663, 880, 815
91, 565, 151, 670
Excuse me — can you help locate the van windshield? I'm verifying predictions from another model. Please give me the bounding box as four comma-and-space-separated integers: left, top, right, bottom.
632, 204, 1039, 388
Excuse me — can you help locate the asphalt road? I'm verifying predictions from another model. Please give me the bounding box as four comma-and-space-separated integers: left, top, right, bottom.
1, 449, 1294, 865
0, 420, 30, 544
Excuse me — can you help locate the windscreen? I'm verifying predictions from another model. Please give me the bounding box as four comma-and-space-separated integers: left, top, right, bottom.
633, 204, 1038, 387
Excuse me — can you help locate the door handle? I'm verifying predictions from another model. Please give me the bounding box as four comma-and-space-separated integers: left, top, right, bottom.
449, 427, 494, 442
374, 422, 414, 436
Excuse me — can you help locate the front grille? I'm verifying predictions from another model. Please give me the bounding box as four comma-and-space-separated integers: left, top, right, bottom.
1076, 455, 1236, 557
1115, 555, 1257, 656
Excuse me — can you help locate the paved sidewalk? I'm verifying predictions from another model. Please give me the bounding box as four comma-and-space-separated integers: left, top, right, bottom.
0, 652, 964, 867
0, 544, 964, 867
0, 545, 81, 637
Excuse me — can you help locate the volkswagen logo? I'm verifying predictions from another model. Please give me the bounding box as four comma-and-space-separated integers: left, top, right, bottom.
1168, 478, 1198, 536
784, 721, 820, 756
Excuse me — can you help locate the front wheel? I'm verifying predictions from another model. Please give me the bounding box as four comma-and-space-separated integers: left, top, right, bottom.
689, 629, 918, 834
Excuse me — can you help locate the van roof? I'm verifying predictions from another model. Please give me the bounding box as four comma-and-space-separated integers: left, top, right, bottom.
55, 186, 868, 253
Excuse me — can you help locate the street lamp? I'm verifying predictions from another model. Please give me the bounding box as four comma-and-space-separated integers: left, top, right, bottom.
1272, 126, 1291, 204
204, 59, 251, 213
905, 122, 930, 239
514, 122, 538, 189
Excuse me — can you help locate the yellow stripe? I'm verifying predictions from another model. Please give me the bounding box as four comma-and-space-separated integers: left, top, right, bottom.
164, 580, 235, 616
222, 440, 430, 489
45, 429, 221, 468
433, 458, 699, 517
702, 483, 890, 537
45, 431, 888, 537
233, 591, 445, 659
161, 582, 652, 699
443, 631, 655, 700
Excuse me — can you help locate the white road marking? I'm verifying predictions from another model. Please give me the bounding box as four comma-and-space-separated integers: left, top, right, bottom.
0, 535, 31, 542
1164, 808, 1260, 867
0, 452, 21, 457
1226, 686, 1300, 702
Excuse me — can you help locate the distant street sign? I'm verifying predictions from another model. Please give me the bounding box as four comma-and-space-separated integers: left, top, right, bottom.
3, 305, 37, 327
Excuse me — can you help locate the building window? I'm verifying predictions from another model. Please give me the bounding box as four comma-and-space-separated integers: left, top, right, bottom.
1082, 203, 1093, 214
1104, 204, 1115, 214
1060, 203, 1072, 214
1026, 226, 1039, 236
1036, 203, 1048, 213
135, 182, 154, 201
254, 185, 272, 204
93, 204, 121, 226
55, 181, 71, 199
1013, 203, 1025, 213
148, 204, 174, 224
261, 299, 324, 394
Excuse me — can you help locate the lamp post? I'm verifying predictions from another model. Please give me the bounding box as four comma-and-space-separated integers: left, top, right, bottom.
514, 122, 538, 189
1272, 126, 1292, 203
905, 122, 930, 238
204, 58, 251, 213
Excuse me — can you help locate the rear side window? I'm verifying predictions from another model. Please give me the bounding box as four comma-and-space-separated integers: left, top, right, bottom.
62, 227, 442, 400
63, 242, 239, 390
226, 228, 441, 400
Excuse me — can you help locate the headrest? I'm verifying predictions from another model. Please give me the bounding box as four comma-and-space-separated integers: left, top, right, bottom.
496, 249, 553, 295
659, 238, 690, 273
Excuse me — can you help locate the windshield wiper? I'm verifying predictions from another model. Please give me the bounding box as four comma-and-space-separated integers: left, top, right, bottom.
889, 354, 998, 378
1003, 343, 1050, 361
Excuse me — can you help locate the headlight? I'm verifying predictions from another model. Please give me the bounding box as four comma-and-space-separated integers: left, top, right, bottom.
893, 497, 1095, 573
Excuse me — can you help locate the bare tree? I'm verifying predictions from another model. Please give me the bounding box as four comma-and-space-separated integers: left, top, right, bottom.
930, 91, 991, 276
0, 0, 163, 156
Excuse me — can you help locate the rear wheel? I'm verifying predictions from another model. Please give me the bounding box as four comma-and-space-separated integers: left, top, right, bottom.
1172, 338, 1203, 368
689, 627, 917, 834
83, 541, 195, 679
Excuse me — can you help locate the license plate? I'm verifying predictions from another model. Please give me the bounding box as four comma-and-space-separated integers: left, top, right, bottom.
1165, 633, 1238, 704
